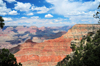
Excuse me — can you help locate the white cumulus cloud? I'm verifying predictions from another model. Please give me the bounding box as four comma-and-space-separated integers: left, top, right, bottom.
0, 0, 11, 15
21, 17, 26, 18
9, 10, 18, 15
3, 17, 12, 21
31, 6, 51, 14
14, 2, 31, 11
45, 0, 99, 24
5, 0, 16, 3
45, 14, 53, 18
27, 13, 34, 15
31, 16, 39, 19
46, 0, 98, 16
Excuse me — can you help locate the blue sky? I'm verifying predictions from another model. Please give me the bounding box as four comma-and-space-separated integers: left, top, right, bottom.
0, 0, 99, 27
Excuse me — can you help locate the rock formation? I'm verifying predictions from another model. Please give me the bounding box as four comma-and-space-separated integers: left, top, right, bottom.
10, 24, 100, 66
0, 26, 70, 49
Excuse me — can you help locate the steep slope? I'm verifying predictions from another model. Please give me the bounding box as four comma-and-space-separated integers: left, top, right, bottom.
56, 28, 100, 66
9, 39, 37, 54
10, 24, 100, 66
63, 24, 100, 40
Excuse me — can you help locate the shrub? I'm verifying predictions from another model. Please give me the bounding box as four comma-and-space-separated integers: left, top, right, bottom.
0, 48, 22, 66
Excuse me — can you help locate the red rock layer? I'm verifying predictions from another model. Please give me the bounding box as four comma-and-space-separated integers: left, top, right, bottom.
12, 24, 100, 66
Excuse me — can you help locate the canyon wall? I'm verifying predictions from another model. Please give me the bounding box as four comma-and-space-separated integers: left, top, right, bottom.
10, 24, 100, 66
0, 26, 70, 49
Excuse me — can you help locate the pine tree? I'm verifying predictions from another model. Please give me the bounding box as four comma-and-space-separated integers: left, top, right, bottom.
0, 16, 5, 29
0, 48, 22, 66
93, 3, 100, 24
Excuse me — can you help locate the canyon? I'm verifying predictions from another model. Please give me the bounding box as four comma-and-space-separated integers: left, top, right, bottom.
10, 24, 100, 66
0, 26, 71, 49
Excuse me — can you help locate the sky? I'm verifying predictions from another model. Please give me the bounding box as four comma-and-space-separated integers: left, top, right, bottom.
0, 0, 100, 27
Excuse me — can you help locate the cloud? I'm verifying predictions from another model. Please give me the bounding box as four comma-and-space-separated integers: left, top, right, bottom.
14, 2, 31, 11
3, 17, 12, 21
9, 10, 18, 15
4, 16, 75, 27
46, 21, 76, 26
45, 14, 53, 18
31, 6, 51, 14
45, 0, 99, 24
27, 13, 34, 15
46, 0, 98, 16
31, 16, 39, 19
5, 0, 16, 3
0, 0, 11, 15
21, 17, 26, 18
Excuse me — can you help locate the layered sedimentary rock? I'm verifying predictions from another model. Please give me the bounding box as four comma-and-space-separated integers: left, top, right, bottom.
63, 24, 100, 40
12, 37, 72, 66
10, 24, 100, 66
0, 26, 70, 49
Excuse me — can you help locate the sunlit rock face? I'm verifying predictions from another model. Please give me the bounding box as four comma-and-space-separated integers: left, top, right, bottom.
63, 24, 100, 40
10, 37, 72, 66
10, 24, 100, 66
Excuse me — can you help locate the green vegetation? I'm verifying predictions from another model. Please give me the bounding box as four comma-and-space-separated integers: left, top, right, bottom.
0, 16, 5, 29
0, 48, 22, 66
0, 16, 22, 66
93, 3, 100, 24
56, 29, 100, 66
87, 36, 91, 42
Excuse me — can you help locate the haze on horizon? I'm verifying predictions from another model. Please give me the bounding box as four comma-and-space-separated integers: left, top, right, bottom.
0, 0, 100, 27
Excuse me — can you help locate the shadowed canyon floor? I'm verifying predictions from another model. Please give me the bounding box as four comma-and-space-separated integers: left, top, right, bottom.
10, 24, 100, 66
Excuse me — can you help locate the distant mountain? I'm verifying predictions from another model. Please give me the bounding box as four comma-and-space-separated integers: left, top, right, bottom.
0, 25, 72, 49
47, 26, 72, 31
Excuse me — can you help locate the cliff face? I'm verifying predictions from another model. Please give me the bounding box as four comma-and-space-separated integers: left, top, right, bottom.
10, 24, 100, 66
63, 24, 100, 40
56, 27, 100, 66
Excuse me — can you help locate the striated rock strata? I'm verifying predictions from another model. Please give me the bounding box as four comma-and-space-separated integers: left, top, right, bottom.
0, 26, 70, 49
10, 24, 100, 66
